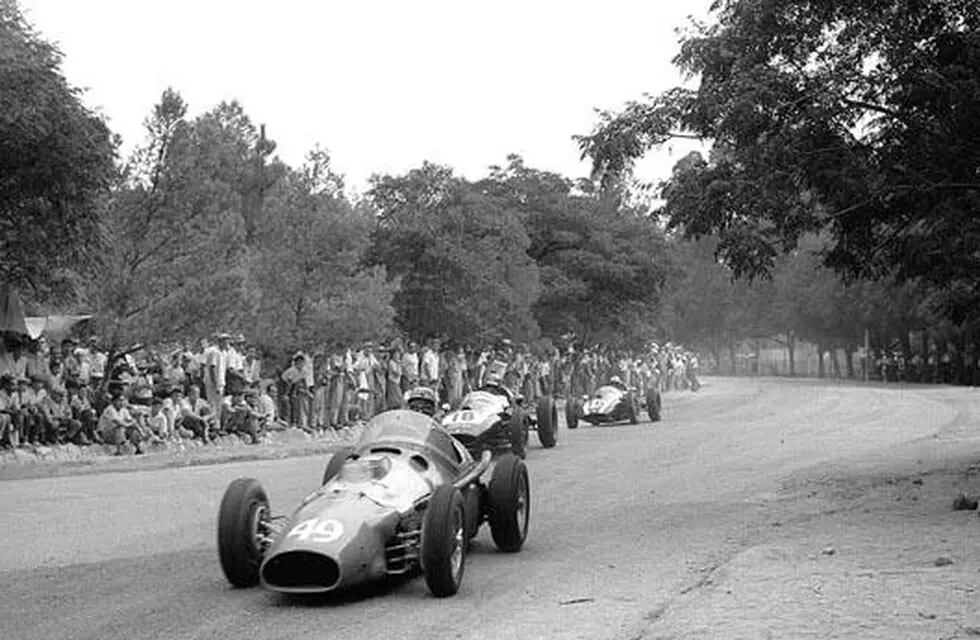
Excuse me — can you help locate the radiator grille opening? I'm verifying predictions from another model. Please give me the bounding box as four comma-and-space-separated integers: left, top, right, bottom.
262, 551, 340, 591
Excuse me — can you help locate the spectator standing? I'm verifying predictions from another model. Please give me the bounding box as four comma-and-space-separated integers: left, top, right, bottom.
401, 342, 420, 393
447, 345, 465, 409
385, 345, 403, 410
421, 339, 440, 389
281, 353, 312, 430
371, 345, 386, 416
203, 334, 231, 426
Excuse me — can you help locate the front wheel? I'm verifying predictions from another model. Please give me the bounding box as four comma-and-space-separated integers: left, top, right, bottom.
217, 478, 270, 588
536, 396, 557, 448
422, 485, 466, 597
488, 454, 530, 552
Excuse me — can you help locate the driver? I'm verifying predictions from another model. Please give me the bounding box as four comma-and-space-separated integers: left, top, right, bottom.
480, 359, 515, 402
404, 386, 438, 417
608, 375, 628, 391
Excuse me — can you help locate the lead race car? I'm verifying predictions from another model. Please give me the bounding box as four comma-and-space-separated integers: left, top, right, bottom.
565, 377, 661, 428
217, 409, 530, 598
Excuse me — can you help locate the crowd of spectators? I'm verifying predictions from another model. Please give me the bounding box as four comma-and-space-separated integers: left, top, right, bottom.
0, 329, 701, 455
276, 338, 701, 431
0, 332, 273, 454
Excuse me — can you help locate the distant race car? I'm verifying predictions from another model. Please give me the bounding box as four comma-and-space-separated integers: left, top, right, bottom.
565, 381, 661, 428
217, 409, 530, 598
441, 385, 557, 458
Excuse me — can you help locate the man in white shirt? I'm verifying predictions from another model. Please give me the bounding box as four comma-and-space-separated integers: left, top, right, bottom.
204, 333, 231, 426
421, 339, 440, 389
98, 394, 142, 455
401, 342, 420, 393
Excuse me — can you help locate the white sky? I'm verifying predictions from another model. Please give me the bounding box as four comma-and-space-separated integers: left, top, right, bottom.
20, 0, 712, 192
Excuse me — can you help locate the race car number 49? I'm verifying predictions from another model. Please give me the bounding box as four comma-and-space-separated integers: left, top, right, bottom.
286, 517, 344, 543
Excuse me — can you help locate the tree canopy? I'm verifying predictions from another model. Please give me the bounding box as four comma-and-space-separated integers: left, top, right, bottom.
579, 0, 980, 323
0, 0, 116, 300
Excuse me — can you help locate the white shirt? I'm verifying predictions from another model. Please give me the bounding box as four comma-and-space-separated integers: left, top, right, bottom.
421, 348, 439, 382
204, 345, 228, 389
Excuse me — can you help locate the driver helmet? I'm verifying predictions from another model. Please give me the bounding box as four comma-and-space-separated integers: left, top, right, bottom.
404, 386, 437, 416
609, 375, 624, 386
484, 359, 508, 387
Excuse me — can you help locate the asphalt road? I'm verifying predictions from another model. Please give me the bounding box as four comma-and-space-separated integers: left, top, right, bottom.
0, 378, 955, 640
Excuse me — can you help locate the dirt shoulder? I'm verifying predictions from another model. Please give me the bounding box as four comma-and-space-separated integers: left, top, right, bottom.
0, 426, 361, 482
632, 384, 980, 640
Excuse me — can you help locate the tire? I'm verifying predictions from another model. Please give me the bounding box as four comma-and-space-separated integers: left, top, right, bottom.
509, 408, 527, 459
536, 396, 557, 448
646, 389, 661, 422
627, 395, 639, 424
488, 454, 530, 552
217, 478, 269, 588
564, 398, 580, 429
421, 484, 466, 597
321, 447, 353, 485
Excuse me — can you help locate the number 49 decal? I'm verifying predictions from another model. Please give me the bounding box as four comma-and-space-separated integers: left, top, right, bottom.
286, 517, 345, 543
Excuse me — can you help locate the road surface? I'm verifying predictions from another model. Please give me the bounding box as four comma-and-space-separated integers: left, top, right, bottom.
0, 378, 970, 640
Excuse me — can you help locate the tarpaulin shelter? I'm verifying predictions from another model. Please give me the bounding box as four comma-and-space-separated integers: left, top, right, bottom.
24, 315, 93, 342
0, 285, 30, 336
1, 284, 92, 342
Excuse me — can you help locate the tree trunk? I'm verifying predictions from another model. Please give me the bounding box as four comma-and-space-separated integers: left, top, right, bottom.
845, 346, 855, 379
817, 342, 826, 378
831, 348, 842, 378
728, 343, 738, 375
787, 333, 796, 377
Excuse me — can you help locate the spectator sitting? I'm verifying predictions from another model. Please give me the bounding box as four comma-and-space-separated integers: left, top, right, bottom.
222, 390, 261, 444
98, 394, 144, 455
22, 377, 48, 444
146, 399, 169, 441
67, 383, 99, 445
0, 373, 20, 447
41, 385, 75, 444
175, 385, 214, 442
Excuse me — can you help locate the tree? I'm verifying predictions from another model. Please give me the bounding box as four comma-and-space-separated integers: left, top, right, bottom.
0, 0, 116, 300
579, 0, 980, 322
479, 155, 672, 346
367, 163, 541, 344
86, 90, 253, 347
250, 152, 397, 355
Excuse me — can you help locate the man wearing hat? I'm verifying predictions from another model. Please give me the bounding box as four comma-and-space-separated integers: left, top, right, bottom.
203, 333, 232, 427
281, 352, 311, 430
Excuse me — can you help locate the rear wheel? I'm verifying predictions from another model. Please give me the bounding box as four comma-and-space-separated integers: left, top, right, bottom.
488, 454, 530, 552
321, 447, 354, 485
217, 478, 269, 588
536, 396, 557, 448
627, 395, 639, 424
564, 398, 581, 429
646, 389, 662, 422
422, 485, 466, 597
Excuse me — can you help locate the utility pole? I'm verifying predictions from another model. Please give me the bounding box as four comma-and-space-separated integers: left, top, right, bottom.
864, 328, 870, 383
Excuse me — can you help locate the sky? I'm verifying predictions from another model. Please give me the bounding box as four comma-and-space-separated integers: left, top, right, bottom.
19, 0, 713, 193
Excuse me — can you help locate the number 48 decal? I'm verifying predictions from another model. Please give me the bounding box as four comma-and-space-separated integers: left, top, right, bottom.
286, 517, 345, 543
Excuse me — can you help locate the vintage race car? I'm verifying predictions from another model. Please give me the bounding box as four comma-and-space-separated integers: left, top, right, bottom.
217, 409, 529, 598
440, 386, 557, 458
565, 383, 661, 428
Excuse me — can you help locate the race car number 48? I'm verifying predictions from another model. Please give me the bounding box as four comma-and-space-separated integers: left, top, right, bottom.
286, 517, 344, 543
